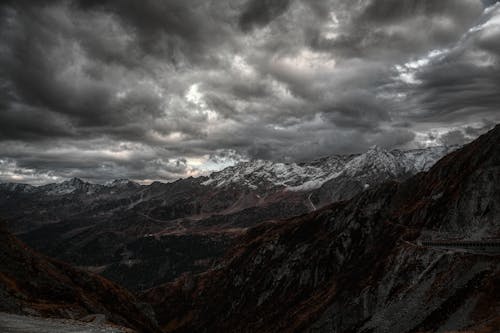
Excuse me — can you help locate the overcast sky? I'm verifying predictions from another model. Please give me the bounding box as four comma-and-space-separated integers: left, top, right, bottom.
0, 0, 499, 184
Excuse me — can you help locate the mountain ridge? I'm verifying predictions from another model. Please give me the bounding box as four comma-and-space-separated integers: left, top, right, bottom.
1, 145, 457, 191
142, 124, 500, 332
0, 144, 461, 291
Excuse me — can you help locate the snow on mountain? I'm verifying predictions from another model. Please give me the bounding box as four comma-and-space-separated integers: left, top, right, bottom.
105, 179, 141, 188
201, 155, 350, 190
341, 145, 405, 178
39, 177, 102, 195
402, 145, 459, 171
203, 145, 459, 191
0, 146, 458, 196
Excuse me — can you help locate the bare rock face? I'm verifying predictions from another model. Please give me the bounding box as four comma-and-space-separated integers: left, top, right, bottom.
143, 125, 500, 333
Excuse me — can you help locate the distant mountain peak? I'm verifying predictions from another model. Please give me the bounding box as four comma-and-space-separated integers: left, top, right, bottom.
1, 146, 458, 197
202, 145, 458, 191
41, 177, 95, 195
64, 177, 85, 185
106, 179, 140, 188
367, 144, 383, 152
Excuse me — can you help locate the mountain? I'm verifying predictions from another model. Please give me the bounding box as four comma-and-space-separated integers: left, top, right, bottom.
0, 128, 497, 333
38, 177, 100, 195
0, 222, 161, 332
202, 145, 455, 191
142, 125, 500, 332
0, 145, 457, 291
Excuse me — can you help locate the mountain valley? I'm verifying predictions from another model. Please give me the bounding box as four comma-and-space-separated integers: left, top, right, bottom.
1, 128, 499, 332
1, 145, 456, 291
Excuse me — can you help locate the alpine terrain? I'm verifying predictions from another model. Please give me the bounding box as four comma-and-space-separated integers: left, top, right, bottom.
142, 124, 500, 332
1, 145, 455, 291
0, 126, 499, 332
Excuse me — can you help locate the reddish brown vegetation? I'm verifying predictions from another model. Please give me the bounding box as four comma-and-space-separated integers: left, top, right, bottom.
0, 223, 162, 332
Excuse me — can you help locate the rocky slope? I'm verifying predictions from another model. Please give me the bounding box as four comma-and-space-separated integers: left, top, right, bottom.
0, 222, 161, 332
143, 125, 500, 332
0, 145, 456, 291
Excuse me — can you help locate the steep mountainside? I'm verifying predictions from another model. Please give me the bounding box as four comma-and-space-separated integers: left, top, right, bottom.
0, 223, 161, 333
143, 125, 500, 333
0, 145, 456, 291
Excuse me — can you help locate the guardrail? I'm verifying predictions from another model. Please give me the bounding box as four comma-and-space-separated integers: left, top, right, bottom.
418, 240, 500, 254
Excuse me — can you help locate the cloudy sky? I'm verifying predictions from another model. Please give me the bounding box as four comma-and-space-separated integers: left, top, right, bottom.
0, 0, 499, 184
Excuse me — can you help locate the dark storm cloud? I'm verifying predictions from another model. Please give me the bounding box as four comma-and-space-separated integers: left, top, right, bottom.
360, 0, 480, 23
75, 0, 236, 65
397, 2, 500, 126
0, 139, 195, 184
0, 2, 165, 141
482, 0, 500, 6
308, 0, 484, 60
438, 130, 469, 146
418, 121, 496, 147
319, 91, 392, 130
0, 106, 74, 141
0, 0, 499, 184
238, 0, 293, 32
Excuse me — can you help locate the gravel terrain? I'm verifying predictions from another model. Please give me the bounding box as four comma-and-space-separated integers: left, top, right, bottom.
0, 312, 132, 333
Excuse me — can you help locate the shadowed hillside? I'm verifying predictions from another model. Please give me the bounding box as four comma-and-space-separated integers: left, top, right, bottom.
143, 125, 500, 332
0, 222, 162, 333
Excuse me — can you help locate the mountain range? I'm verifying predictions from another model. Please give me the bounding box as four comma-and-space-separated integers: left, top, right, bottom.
1, 127, 499, 332
143, 124, 500, 332
1, 145, 456, 291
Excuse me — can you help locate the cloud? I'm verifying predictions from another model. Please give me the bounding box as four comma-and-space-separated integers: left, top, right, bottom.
0, 0, 498, 184
238, 0, 293, 32
390, 2, 500, 125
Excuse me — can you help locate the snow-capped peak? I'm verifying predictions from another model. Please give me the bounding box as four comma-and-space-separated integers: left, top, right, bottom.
201, 145, 459, 192
201, 156, 348, 190
64, 177, 85, 186
342, 146, 402, 177
367, 145, 382, 152
41, 177, 98, 195
105, 179, 140, 188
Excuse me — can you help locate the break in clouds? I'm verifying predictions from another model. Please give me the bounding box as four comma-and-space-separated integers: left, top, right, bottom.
0, 0, 499, 184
